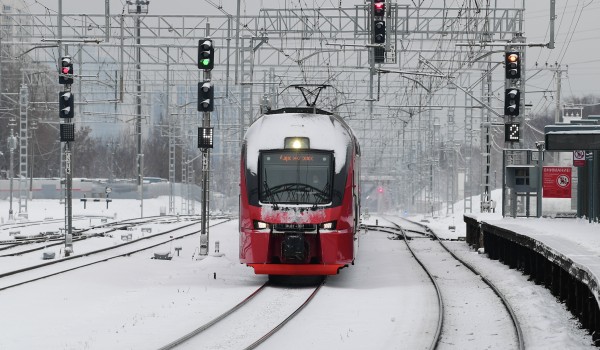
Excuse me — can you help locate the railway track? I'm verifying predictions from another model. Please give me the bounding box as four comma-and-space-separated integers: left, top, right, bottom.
365, 217, 525, 350
0, 215, 198, 257
0, 216, 231, 291
158, 278, 325, 350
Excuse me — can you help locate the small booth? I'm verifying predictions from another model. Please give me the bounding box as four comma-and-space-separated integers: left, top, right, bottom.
545, 123, 600, 222
502, 149, 543, 217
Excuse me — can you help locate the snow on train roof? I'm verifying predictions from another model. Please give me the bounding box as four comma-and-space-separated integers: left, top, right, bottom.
244, 112, 353, 175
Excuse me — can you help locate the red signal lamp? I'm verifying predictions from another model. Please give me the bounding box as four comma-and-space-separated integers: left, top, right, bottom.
374, 3, 385, 16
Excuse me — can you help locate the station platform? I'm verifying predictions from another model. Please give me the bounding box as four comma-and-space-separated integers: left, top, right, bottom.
464, 215, 600, 341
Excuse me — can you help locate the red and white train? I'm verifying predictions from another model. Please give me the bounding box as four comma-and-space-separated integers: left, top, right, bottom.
239, 107, 361, 275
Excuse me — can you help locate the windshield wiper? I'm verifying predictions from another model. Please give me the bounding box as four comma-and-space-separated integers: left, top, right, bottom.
262, 180, 279, 210
263, 182, 332, 207
310, 182, 331, 209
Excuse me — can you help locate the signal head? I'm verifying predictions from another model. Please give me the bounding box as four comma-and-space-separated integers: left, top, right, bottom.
374, 20, 386, 44
505, 51, 521, 79
198, 80, 214, 112
59, 91, 75, 118
198, 39, 215, 70
59, 56, 74, 85
504, 88, 520, 116
373, 0, 385, 17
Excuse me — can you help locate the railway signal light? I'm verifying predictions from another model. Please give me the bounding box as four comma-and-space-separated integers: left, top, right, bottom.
198, 81, 214, 112
373, 0, 385, 17
372, 0, 386, 61
374, 20, 386, 44
59, 56, 73, 85
505, 51, 521, 79
504, 88, 520, 116
198, 39, 214, 70
59, 91, 74, 118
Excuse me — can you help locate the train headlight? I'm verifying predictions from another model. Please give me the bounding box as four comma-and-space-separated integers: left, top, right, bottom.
284, 137, 310, 149
319, 221, 336, 230
253, 220, 269, 230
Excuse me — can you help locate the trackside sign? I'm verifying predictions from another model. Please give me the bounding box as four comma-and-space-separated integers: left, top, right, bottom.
573, 150, 586, 167
542, 166, 572, 198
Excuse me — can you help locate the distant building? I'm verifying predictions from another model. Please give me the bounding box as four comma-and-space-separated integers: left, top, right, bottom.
1, 1, 33, 57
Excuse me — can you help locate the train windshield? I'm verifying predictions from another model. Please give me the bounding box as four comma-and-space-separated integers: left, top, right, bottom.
259, 150, 333, 205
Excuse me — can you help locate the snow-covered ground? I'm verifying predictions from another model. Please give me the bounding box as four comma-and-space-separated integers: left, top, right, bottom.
0, 194, 597, 349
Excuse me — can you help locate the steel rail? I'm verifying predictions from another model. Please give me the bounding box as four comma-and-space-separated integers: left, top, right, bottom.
156, 283, 270, 350
391, 222, 444, 350
0, 218, 230, 291
365, 220, 444, 349
244, 278, 325, 350
394, 216, 525, 350
0, 215, 191, 257
157, 278, 325, 350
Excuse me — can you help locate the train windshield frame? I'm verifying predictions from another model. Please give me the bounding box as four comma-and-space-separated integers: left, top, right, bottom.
258, 150, 334, 205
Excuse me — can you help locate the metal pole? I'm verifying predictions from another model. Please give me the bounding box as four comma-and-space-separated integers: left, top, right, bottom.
225, 17, 231, 98
549, 0, 556, 49
0, 21, 2, 108
58, 1, 65, 205
58, 0, 62, 57
8, 131, 15, 220
537, 150, 543, 218
555, 66, 561, 124
589, 152, 595, 223
18, 84, 28, 216
29, 121, 37, 198
234, 0, 241, 85
586, 151, 594, 223
502, 150, 506, 217
105, 0, 110, 43
594, 151, 599, 222
119, 16, 125, 102
166, 46, 175, 214
65, 142, 73, 256
200, 24, 211, 257
134, 1, 145, 218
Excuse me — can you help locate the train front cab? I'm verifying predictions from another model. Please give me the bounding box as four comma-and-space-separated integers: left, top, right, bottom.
239, 138, 359, 276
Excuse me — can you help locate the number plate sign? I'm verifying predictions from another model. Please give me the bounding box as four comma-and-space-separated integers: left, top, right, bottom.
65, 152, 71, 175
504, 122, 520, 142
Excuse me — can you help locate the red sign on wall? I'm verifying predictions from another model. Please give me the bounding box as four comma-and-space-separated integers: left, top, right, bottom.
543, 166, 572, 198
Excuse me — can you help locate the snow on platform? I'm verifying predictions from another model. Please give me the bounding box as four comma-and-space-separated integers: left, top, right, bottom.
464, 214, 600, 340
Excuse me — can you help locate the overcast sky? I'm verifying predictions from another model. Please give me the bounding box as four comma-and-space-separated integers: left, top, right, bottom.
20, 0, 600, 114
